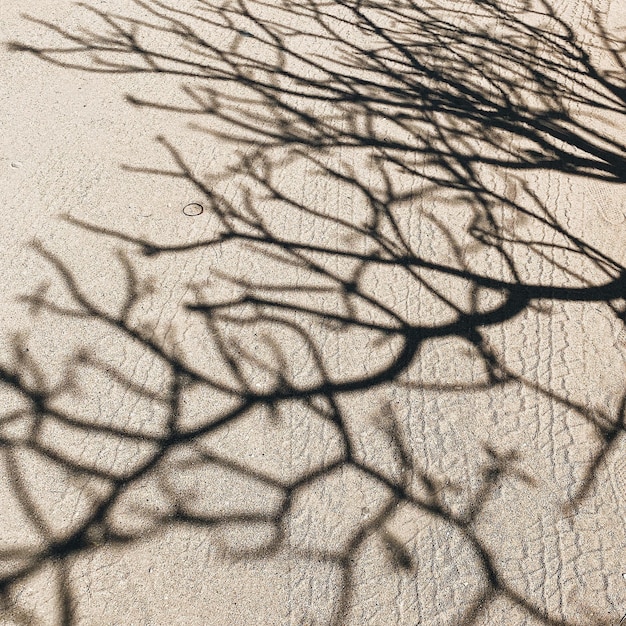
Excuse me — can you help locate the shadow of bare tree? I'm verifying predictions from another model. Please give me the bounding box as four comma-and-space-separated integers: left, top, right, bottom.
3, 0, 626, 623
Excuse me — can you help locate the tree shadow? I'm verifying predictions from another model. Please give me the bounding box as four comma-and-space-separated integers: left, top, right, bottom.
3, 0, 626, 623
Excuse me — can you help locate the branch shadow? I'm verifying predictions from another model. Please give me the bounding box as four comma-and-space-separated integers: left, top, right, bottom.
3, 0, 626, 624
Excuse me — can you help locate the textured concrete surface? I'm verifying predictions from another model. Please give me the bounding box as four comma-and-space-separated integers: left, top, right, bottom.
1, 0, 626, 624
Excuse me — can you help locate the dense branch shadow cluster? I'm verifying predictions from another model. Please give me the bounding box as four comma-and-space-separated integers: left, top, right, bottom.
3, 0, 626, 623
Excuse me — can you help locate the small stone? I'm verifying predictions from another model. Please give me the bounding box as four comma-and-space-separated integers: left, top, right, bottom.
183, 202, 203, 216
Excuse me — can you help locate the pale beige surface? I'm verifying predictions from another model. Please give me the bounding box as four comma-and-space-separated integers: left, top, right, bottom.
1, 0, 626, 624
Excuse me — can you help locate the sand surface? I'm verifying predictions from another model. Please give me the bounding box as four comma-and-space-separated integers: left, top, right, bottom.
1, 0, 626, 624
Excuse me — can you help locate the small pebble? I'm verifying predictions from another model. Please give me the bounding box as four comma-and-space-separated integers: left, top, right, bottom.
183, 202, 204, 216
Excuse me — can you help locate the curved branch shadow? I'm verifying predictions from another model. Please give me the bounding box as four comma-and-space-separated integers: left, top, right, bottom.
3, 0, 626, 624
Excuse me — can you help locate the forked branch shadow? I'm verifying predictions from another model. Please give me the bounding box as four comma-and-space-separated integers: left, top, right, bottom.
3, 0, 626, 624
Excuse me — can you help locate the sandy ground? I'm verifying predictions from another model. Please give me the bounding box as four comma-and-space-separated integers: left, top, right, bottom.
1, 0, 626, 624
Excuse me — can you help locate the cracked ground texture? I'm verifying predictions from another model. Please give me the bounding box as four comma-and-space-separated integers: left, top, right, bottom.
1, 0, 626, 624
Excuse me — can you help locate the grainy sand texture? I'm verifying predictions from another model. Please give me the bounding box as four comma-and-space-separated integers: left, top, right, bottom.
1, 0, 626, 624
